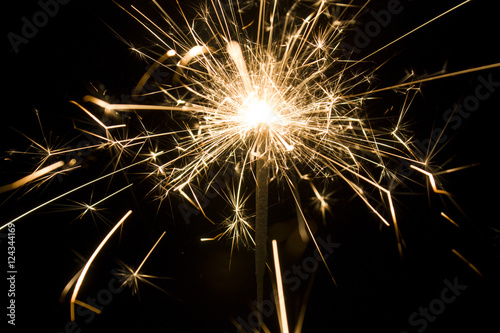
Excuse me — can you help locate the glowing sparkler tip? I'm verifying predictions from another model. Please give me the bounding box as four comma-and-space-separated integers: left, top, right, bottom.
242, 98, 278, 127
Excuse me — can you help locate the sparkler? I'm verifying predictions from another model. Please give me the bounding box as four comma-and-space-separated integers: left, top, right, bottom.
3, 0, 500, 331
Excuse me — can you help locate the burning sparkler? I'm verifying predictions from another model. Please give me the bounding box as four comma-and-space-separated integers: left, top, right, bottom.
3, 0, 500, 331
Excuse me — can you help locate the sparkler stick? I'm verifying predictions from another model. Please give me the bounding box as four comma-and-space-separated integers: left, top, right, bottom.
255, 140, 269, 326
226, 37, 273, 322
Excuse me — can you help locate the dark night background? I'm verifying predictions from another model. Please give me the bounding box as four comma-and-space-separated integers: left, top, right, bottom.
2, 0, 500, 332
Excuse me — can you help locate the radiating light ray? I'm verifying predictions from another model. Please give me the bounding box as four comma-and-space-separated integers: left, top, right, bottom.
346, 63, 500, 98
350, 0, 473, 68
70, 210, 132, 321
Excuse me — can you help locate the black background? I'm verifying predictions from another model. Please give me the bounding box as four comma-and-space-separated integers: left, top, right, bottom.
2, 0, 500, 332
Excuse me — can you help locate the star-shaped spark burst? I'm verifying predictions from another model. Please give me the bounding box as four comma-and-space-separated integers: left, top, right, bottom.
84, 1, 414, 258
115, 231, 172, 299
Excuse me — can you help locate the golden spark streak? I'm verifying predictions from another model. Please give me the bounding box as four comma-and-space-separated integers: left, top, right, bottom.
440, 212, 460, 228
451, 249, 483, 277
134, 231, 166, 275
0, 159, 75, 194
115, 231, 170, 298
70, 210, 132, 321
287, 178, 337, 286
272, 240, 289, 333
346, 63, 500, 98
410, 165, 450, 196
59, 268, 84, 303
86, 184, 134, 211
83, 95, 206, 112
69, 101, 126, 130
352, 0, 473, 67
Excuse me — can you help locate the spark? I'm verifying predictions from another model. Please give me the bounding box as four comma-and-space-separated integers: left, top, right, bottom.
1, 155, 152, 230
410, 165, 451, 196
288, 177, 337, 286
441, 212, 460, 228
70, 100, 127, 130
351, 0, 473, 67
117, 231, 171, 297
66, 183, 134, 221
272, 239, 289, 333
309, 181, 334, 225
347, 63, 500, 98
0, 159, 75, 194
134, 231, 166, 275
70, 210, 132, 321
202, 185, 255, 266
451, 249, 483, 277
